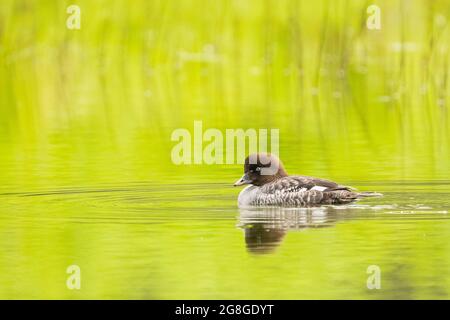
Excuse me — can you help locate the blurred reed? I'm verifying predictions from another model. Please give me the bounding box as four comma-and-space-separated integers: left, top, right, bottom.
0, 0, 449, 184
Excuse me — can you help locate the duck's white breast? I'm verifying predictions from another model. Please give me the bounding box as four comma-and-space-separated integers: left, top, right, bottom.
237, 185, 260, 207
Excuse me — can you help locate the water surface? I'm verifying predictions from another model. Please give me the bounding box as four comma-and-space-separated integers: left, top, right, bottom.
1, 176, 449, 299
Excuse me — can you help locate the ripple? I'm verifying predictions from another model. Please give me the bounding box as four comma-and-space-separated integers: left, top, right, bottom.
0, 182, 449, 224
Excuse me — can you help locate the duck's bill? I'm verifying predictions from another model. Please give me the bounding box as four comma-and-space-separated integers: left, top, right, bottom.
234, 174, 251, 186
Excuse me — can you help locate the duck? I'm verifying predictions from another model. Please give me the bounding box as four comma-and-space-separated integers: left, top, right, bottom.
234, 153, 382, 207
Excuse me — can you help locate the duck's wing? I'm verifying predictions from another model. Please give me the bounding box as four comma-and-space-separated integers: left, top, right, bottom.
256, 176, 356, 206
263, 176, 353, 193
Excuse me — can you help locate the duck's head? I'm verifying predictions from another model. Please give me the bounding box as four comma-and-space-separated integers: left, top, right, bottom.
234, 153, 288, 187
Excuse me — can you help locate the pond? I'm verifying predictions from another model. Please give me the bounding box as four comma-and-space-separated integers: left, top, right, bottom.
0, 0, 449, 299
0, 143, 449, 299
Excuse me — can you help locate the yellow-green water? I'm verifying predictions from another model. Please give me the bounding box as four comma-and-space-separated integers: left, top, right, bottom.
0, 0, 449, 299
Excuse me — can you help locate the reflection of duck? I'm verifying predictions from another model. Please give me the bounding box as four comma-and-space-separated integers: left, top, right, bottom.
242, 223, 286, 254
234, 153, 382, 207
238, 207, 346, 254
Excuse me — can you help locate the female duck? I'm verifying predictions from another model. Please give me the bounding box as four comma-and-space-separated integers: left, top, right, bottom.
234, 153, 381, 207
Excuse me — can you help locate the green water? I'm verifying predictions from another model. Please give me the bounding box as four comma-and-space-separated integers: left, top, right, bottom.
1, 0, 450, 299
0, 144, 449, 299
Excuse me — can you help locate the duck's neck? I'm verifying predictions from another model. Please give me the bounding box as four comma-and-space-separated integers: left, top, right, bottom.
254, 169, 288, 186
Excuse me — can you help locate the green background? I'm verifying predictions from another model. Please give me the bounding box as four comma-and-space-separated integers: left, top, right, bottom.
0, 0, 449, 299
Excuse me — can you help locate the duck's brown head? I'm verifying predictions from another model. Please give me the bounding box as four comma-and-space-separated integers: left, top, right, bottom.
234, 153, 288, 187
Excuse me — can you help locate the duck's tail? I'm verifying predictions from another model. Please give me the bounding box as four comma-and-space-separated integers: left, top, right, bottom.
357, 191, 383, 198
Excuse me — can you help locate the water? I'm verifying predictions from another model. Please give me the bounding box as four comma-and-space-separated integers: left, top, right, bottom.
1, 0, 450, 299
1, 176, 449, 299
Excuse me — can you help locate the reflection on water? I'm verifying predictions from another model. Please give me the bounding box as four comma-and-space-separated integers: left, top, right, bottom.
0, 181, 450, 299
237, 198, 450, 260
238, 207, 338, 254
241, 223, 286, 254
